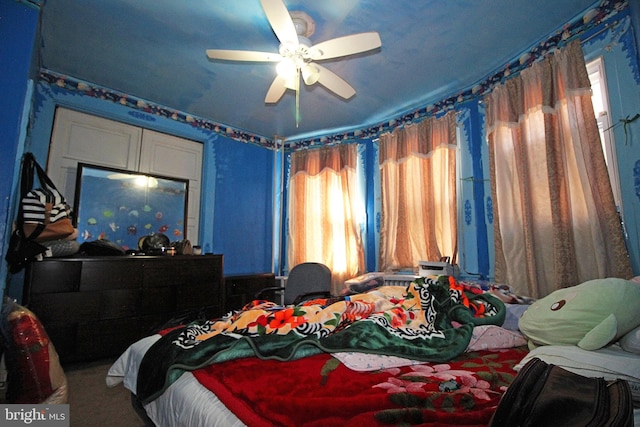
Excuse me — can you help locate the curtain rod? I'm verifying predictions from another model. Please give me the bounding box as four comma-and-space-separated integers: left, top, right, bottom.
580, 19, 620, 45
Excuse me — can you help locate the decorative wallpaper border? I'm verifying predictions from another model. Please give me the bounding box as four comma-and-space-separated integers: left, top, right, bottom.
38, 70, 275, 150
38, 0, 628, 151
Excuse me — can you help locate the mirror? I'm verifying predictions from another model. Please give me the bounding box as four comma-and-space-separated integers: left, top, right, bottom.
73, 163, 189, 251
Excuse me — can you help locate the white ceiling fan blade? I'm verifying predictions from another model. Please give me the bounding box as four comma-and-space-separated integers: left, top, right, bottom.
265, 74, 289, 103
315, 64, 356, 99
309, 32, 381, 61
260, 0, 299, 45
206, 49, 282, 62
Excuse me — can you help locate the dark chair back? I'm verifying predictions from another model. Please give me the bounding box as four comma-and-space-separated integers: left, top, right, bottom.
283, 262, 332, 305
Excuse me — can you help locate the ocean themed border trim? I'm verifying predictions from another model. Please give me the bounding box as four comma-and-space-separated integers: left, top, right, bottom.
38, 70, 275, 150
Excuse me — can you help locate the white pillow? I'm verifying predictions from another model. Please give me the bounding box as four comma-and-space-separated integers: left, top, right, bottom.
619, 325, 640, 354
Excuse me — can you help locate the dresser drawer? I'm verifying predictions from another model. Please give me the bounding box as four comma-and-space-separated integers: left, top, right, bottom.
23, 254, 224, 364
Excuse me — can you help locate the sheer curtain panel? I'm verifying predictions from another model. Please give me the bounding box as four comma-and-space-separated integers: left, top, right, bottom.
287, 144, 365, 295
378, 111, 458, 272
485, 40, 632, 298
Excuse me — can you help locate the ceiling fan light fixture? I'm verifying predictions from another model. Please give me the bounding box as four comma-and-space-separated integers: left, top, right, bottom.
206, 0, 382, 124
301, 63, 320, 85
276, 57, 297, 79
284, 75, 298, 90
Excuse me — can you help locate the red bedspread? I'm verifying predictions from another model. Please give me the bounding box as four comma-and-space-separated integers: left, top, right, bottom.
193, 346, 528, 426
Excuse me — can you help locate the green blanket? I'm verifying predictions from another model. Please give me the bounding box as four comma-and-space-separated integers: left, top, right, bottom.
136, 276, 505, 404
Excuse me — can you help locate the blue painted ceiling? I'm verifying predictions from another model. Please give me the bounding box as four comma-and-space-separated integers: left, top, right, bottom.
39, 0, 600, 141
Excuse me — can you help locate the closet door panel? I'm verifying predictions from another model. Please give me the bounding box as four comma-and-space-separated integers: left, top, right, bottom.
46, 109, 202, 245
47, 108, 142, 204
139, 129, 202, 243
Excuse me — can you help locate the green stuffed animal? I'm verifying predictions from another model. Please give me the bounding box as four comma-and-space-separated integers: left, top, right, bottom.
518, 278, 640, 350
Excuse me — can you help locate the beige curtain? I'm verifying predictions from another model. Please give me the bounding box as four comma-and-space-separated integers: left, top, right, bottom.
486, 40, 632, 298
378, 111, 458, 271
287, 144, 365, 295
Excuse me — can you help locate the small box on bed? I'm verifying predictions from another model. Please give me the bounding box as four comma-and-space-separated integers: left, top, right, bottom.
382, 274, 420, 287
418, 260, 455, 277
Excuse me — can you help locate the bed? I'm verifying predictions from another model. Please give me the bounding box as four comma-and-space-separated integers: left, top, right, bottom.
106, 276, 640, 426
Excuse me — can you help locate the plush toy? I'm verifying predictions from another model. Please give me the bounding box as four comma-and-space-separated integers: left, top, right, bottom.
518, 278, 640, 351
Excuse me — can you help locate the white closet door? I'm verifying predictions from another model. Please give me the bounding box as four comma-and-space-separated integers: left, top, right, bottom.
47, 108, 142, 205
139, 129, 202, 244
47, 107, 202, 244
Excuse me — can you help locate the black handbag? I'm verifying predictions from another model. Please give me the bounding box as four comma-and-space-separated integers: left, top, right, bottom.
489, 357, 633, 427
19, 153, 74, 242
5, 153, 74, 273
4, 230, 47, 273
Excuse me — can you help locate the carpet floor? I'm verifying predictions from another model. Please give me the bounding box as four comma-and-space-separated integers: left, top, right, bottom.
65, 358, 144, 427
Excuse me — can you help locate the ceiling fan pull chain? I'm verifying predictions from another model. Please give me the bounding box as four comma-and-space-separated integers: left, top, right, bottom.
296, 69, 301, 128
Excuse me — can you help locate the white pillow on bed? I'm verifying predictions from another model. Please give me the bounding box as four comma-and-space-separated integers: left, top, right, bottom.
503, 303, 530, 331
619, 325, 640, 354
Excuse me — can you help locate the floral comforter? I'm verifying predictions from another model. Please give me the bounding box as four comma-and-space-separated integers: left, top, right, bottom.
192, 347, 528, 426
136, 276, 506, 405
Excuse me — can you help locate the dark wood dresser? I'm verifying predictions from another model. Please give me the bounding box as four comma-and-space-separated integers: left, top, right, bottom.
22, 254, 224, 364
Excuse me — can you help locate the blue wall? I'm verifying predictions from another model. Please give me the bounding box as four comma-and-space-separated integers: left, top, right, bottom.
0, 0, 39, 293
0, 0, 275, 292
3, 2, 640, 299
456, 101, 493, 280
211, 138, 274, 274
26, 83, 275, 278
26, 86, 274, 279
581, 12, 640, 275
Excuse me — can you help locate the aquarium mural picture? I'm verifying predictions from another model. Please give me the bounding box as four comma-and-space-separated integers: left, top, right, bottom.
73, 163, 188, 250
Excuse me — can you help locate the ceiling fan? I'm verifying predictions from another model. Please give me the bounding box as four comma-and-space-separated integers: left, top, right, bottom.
205, 0, 382, 107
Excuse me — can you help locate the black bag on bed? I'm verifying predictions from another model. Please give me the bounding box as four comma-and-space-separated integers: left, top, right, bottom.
489, 357, 633, 427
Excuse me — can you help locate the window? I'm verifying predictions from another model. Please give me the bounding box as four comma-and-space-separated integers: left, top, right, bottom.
587, 57, 623, 213
287, 144, 366, 293
378, 112, 458, 271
